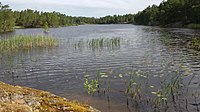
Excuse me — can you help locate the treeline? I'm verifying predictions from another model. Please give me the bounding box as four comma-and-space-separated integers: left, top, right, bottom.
96, 14, 134, 24
1, 0, 199, 33
134, 0, 200, 27
0, 3, 15, 32
0, 2, 135, 33
0, 2, 97, 32
13, 10, 96, 28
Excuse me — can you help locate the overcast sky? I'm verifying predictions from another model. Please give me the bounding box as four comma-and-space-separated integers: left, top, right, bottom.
1, 0, 163, 17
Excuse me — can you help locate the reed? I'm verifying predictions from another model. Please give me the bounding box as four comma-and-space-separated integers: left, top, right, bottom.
88, 37, 120, 49
187, 38, 200, 50
0, 35, 58, 53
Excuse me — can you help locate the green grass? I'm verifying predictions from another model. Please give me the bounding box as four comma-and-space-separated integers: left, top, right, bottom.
186, 23, 200, 29
0, 35, 58, 53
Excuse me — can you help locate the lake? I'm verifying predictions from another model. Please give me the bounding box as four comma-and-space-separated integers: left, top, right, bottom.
0, 24, 200, 112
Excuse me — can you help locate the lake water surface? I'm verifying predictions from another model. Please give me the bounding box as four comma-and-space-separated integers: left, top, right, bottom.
0, 24, 200, 112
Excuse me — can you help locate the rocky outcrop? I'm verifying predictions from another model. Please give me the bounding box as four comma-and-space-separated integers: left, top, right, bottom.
0, 82, 100, 112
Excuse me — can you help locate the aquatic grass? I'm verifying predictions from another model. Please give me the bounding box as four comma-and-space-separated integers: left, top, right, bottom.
187, 38, 200, 50
88, 37, 121, 49
74, 37, 121, 51
0, 35, 58, 53
81, 47, 193, 111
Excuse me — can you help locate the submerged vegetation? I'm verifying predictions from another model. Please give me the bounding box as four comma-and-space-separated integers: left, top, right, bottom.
0, 35, 58, 53
82, 53, 193, 111
81, 32, 199, 111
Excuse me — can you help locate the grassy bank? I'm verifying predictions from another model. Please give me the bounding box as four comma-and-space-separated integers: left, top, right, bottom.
0, 35, 58, 53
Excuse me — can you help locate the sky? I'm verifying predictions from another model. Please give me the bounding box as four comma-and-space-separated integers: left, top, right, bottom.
1, 0, 163, 17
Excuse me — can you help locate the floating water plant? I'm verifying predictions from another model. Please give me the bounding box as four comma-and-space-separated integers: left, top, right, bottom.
83, 77, 99, 95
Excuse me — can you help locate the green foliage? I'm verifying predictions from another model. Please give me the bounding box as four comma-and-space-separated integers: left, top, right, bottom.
12, 9, 135, 28
84, 77, 99, 95
134, 0, 200, 26
0, 2, 15, 32
135, 5, 159, 25
1, 0, 199, 31
96, 14, 135, 24
12, 9, 97, 28
0, 2, 135, 32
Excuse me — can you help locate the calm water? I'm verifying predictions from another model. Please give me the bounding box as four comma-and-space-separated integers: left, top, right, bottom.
0, 24, 200, 112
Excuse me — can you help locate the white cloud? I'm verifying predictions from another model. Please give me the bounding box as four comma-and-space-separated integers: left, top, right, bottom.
1, 0, 163, 17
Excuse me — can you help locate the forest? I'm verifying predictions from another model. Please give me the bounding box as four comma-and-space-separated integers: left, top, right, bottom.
0, 0, 200, 32
0, 2, 134, 33
134, 0, 200, 28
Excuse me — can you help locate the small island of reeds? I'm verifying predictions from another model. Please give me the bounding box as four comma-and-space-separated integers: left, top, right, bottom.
0, 35, 58, 53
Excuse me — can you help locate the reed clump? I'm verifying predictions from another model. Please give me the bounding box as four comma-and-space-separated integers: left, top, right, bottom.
88, 37, 120, 49
0, 35, 58, 53
187, 38, 200, 50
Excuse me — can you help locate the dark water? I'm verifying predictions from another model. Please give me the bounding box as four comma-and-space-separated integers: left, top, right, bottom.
0, 24, 200, 112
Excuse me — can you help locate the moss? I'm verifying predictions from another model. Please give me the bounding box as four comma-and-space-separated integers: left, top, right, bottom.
0, 82, 99, 112
0, 103, 32, 112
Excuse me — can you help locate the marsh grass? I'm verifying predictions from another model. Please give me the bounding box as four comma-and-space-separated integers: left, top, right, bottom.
0, 35, 58, 53
88, 38, 120, 49
187, 38, 200, 50
74, 37, 121, 51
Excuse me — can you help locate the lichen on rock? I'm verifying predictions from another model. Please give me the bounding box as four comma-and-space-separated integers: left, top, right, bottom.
0, 82, 100, 112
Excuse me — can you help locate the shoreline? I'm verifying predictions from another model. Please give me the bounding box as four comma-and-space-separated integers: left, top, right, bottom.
0, 81, 100, 112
